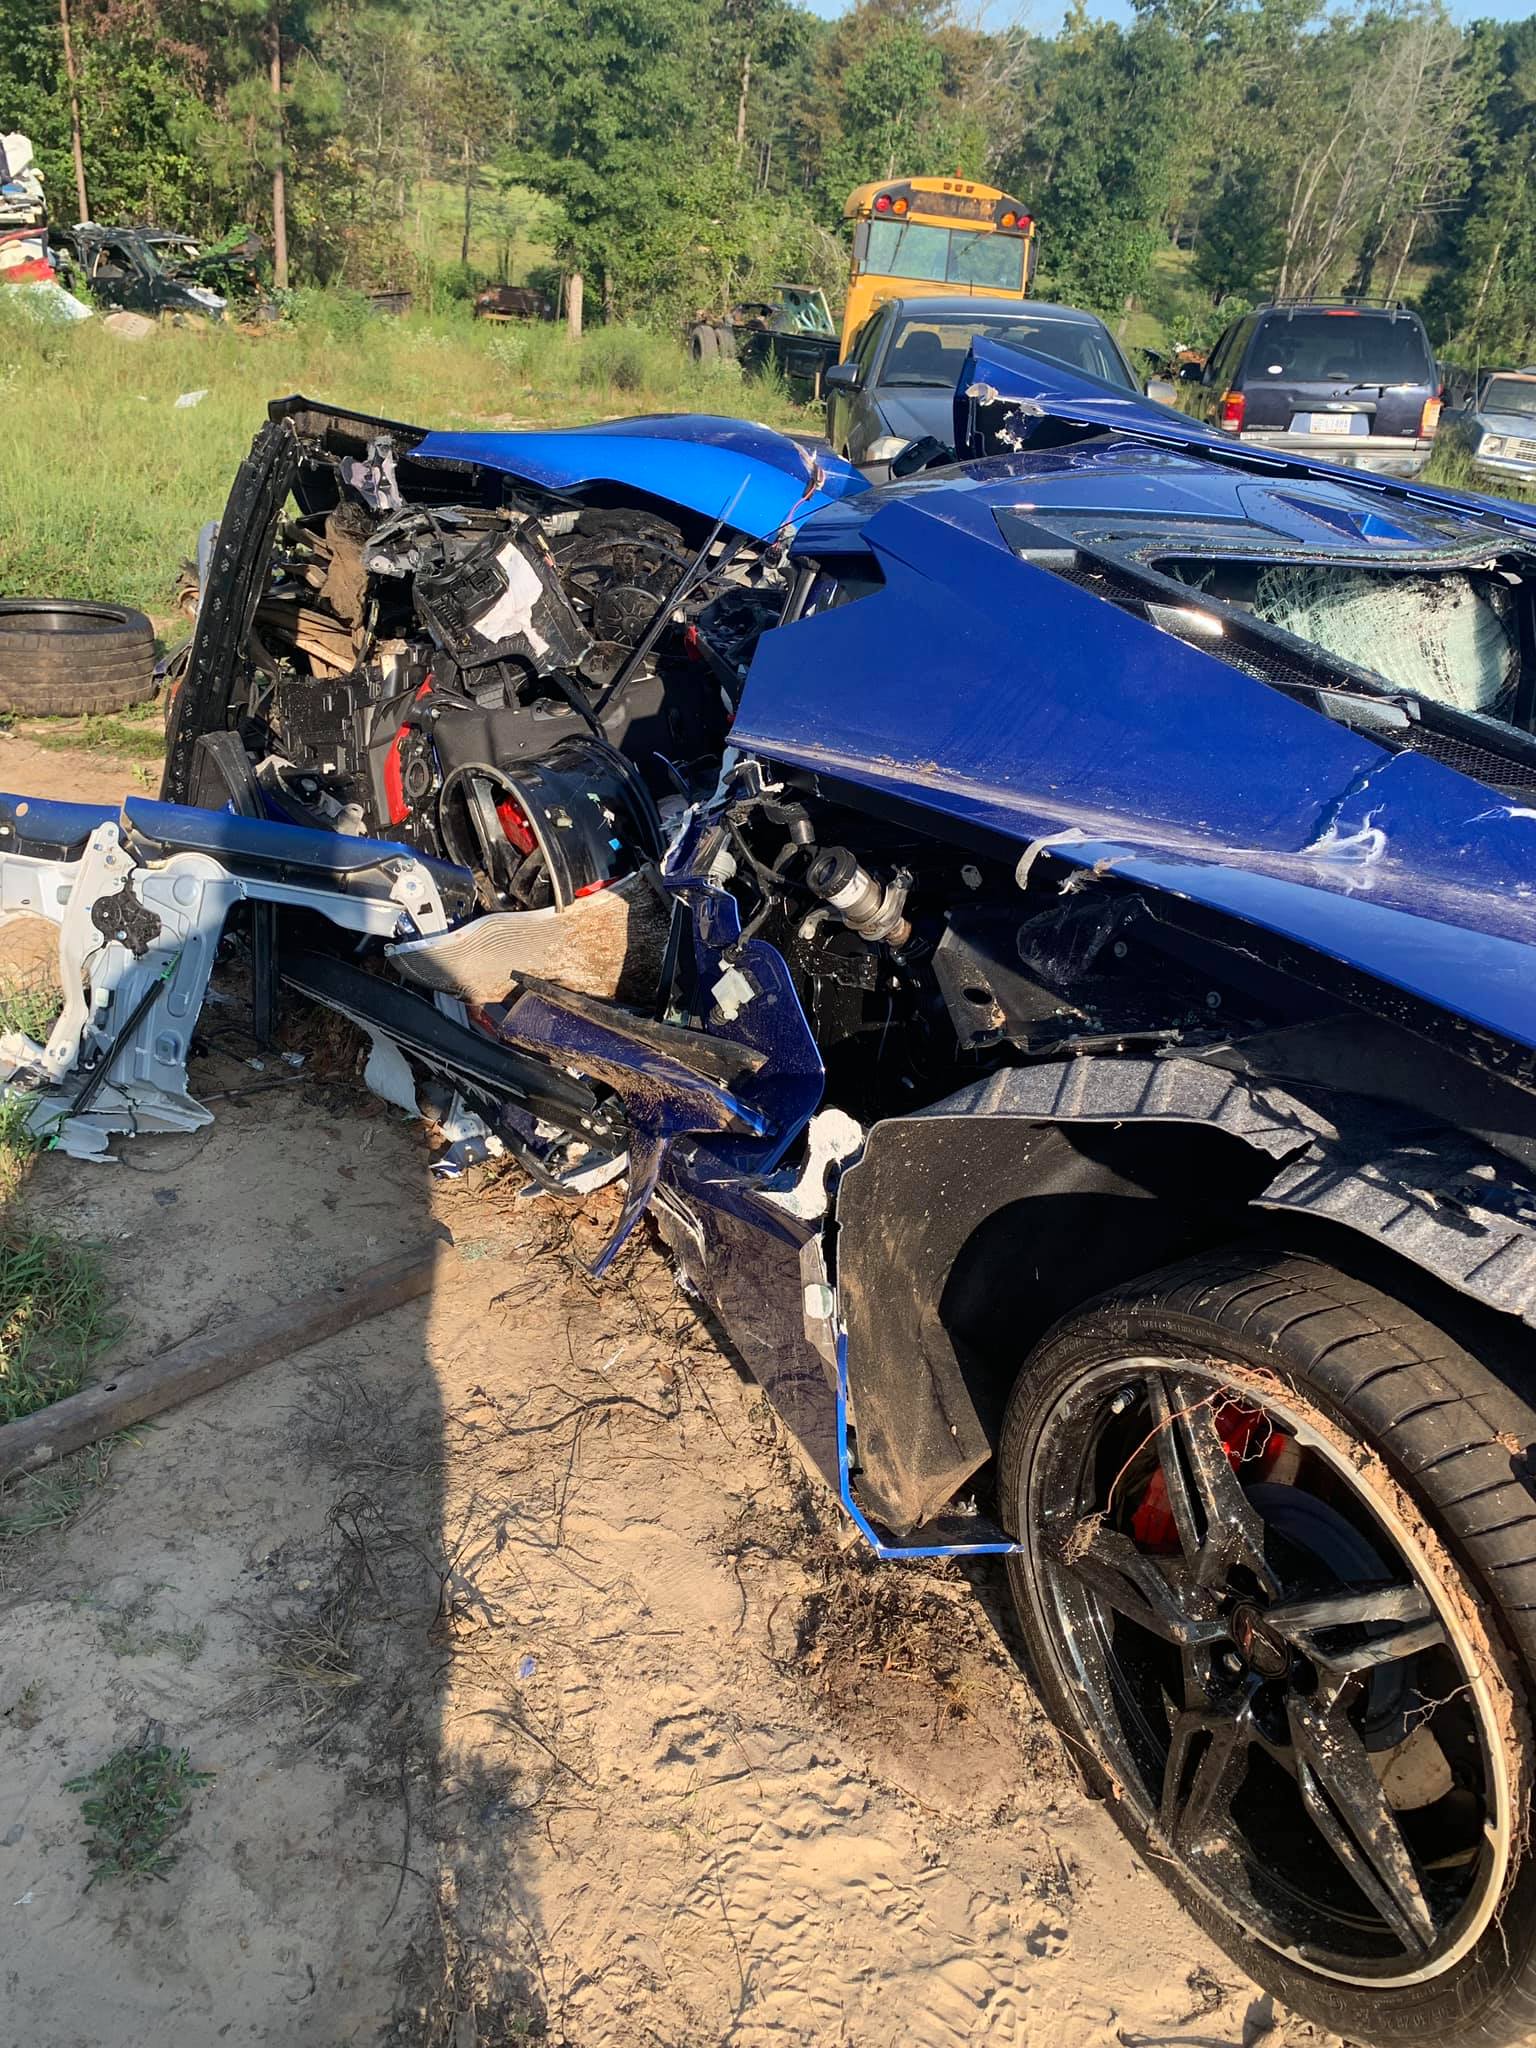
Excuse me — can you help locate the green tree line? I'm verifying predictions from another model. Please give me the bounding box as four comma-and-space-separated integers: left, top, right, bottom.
2, 0, 1534, 360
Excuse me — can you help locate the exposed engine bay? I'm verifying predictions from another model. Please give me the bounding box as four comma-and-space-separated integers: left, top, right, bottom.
163, 400, 794, 913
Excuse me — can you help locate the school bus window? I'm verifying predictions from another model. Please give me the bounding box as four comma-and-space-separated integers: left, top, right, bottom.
946, 230, 1025, 291
865, 219, 947, 284
864, 219, 1026, 293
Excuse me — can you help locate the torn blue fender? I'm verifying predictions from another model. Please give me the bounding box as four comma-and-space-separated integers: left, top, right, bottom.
485, 853, 826, 1272
492, 984, 769, 1275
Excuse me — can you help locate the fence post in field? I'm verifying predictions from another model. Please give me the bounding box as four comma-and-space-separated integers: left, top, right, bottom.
269, 8, 289, 291
567, 270, 583, 340
59, 0, 90, 224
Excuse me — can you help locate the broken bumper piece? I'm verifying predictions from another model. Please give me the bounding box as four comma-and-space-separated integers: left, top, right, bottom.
0, 791, 467, 1158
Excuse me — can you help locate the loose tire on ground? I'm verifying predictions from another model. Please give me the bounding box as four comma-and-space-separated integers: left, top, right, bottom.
0, 599, 156, 716
999, 1240, 1536, 2048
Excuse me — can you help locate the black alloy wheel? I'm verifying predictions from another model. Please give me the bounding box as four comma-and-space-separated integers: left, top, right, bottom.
1000, 1244, 1536, 2048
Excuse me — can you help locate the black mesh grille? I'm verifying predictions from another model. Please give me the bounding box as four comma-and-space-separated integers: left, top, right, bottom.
1401, 728, 1536, 797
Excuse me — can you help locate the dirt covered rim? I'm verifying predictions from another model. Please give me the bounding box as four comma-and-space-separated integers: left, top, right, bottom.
1022, 1352, 1516, 1988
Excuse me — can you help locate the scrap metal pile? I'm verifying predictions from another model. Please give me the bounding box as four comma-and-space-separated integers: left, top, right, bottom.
0, 132, 50, 285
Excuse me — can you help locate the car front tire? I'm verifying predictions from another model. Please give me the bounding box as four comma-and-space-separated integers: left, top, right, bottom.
999, 1240, 1536, 2048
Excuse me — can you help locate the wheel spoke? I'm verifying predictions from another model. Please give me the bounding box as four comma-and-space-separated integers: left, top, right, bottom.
1146, 1374, 1205, 1564
1161, 1699, 1250, 1846
1051, 1521, 1226, 1649
1269, 1585, 1445, 1696
1163, 1375, 1280, 1595
1289, 1694, 1439, 1953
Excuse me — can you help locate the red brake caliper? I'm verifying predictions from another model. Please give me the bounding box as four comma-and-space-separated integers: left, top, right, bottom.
1131, 1400, 1290, 1552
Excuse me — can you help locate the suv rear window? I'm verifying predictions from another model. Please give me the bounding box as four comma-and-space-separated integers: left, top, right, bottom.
1246, 313, 1434, 386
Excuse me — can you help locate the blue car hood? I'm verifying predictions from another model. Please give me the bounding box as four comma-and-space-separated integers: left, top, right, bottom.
745, 457, 1536, 1056
953, 334, 1212, 455
949, 336, 1536, 542
410, 413, 869, 541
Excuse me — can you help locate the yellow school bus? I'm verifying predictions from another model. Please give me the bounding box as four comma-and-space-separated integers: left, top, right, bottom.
840, 176, 1039, 355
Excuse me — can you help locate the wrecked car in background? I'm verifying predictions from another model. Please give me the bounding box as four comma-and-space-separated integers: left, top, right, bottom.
8, 347, 1536, 2048
688, 286, 841, 400
1440, 364, 1536, 489
473, 283, 556, 322
47, 223, 231, 321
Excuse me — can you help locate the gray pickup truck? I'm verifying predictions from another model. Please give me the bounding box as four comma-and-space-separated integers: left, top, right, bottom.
1440, 366, 1536, 490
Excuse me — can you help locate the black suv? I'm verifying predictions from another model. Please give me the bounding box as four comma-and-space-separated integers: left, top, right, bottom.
1188, 301, 1441, 475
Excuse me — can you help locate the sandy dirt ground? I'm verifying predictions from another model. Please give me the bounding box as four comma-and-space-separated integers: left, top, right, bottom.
0, 740, 1338, 2048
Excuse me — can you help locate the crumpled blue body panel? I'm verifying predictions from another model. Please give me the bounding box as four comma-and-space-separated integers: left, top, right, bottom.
744, 457, 1536, 1054
954, 333, 1213, 451
952, 336, 1536, 539
411, 413, 869, 540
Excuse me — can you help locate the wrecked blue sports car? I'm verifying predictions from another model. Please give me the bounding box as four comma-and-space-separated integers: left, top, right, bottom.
7, 351, 1536, 2046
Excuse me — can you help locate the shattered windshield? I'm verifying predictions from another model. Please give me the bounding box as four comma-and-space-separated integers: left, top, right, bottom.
1162, 558, 1522, 722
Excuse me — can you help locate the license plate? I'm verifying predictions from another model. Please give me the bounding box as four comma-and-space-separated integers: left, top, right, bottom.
1298, 413, 1361, 437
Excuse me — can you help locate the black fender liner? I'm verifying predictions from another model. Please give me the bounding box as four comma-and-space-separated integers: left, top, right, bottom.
835, 1055, 1536, 1534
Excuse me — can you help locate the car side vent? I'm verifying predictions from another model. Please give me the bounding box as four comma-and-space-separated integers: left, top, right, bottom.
1045, 558, 1536, 799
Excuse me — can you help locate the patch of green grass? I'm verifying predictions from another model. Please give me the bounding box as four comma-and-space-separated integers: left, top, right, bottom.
66, 1733, 213, 1885
0, 1095, 38, 1206
26, 700, 167, 762
0, 1224, 114, 1424
0, 976, 63, 1203
0, 298, 808, 616
0, 1439, 120, 1539
0, 976, 112, 1434
0, 976, 61, 1045
96, 1588, 206, 1665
